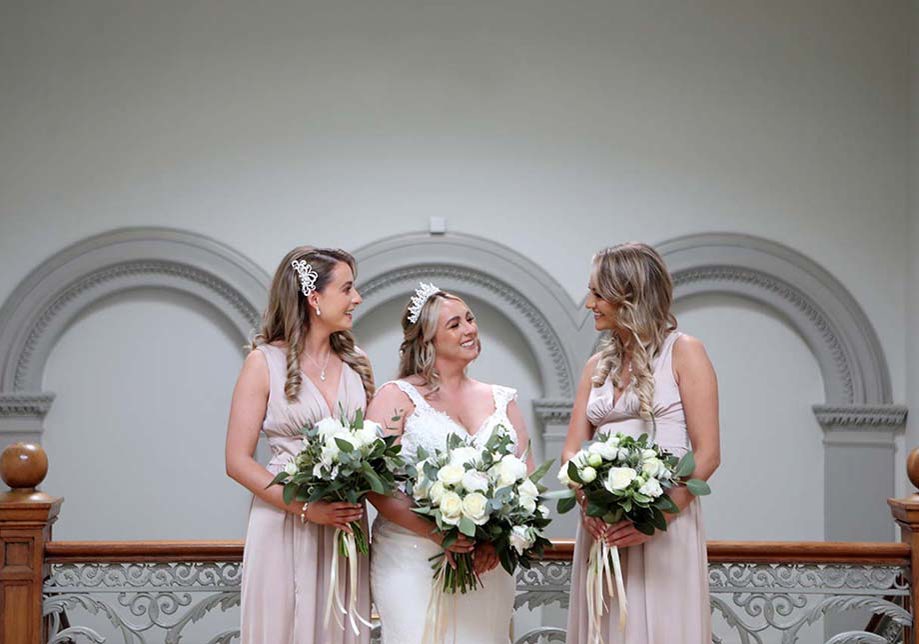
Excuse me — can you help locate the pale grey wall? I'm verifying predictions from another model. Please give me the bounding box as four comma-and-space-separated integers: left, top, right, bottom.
0, 1, 912, 541
908, 0, 919, 478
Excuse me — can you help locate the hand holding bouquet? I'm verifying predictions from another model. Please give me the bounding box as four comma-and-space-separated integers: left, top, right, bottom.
270, 407, 407, 634
557, 430, 711, 638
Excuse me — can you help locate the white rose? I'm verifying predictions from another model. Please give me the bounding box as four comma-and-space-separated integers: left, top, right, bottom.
605, 434, 621, 448
641, 448, 658, 460
321, 443, 340, 463
437, 464, 465, 487
518, 478, 539, 501
580, 466, 597, 483
461, 492, 490, 525
510, 525, 535, 554
497, 455, 528, 486
604, 466, 638, 492
617, 447, 632, 461
327, 431, 353, 452
589, 441, 618, 461
587, 452, 603, 468
316, 417, 345, 440
353, 426, 378, 449
462, 469, 490, 493
429, 481, 446, 504
520, 495, 537, 515
558, 462, 579, 488
284, 461, 298, 477
638, 477, 664, 498
641, 458, 665, 477
538, 504, 550, 518
439, 491, 463, 525
362, 420, 383, 436
449, 446, 480, 466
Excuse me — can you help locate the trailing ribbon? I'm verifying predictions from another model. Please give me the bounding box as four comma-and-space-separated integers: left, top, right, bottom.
324, 528, 373, 636
586, 540, 627, 644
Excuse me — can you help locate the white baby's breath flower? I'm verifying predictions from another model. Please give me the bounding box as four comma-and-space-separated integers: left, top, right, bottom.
604, 466, 638, 492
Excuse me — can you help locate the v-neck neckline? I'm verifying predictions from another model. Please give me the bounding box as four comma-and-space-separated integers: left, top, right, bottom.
301, 363, 347, 417
405, 381, 497, 440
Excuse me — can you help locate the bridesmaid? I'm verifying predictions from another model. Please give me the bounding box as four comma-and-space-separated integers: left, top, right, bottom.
563, 243, 720, 644
225, 247, 375, 644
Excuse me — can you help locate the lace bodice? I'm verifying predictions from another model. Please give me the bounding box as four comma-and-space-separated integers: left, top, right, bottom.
383, 380, 519, 465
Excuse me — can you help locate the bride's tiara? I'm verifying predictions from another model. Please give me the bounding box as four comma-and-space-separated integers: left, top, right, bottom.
407, 282, 441, 324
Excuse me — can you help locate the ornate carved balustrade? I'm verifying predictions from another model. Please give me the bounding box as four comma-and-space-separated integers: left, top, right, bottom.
2, 445, 918, 644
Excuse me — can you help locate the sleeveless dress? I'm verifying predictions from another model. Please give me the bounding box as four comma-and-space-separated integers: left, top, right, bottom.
239, 343, 371, 644
566, 331, 712, 643
370, 380, 520, 644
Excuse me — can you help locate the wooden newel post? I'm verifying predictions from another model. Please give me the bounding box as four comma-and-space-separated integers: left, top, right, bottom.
888, 448, 919, 644
0, 443, 61, 644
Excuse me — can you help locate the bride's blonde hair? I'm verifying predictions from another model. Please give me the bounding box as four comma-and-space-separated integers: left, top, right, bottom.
252, 246, 375, 402
397, 289, 478, 397
591, 243, 677, 420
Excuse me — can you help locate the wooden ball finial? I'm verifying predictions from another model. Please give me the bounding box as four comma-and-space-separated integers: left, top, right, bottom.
0, 443, 48, 491
907, 447, 919, 491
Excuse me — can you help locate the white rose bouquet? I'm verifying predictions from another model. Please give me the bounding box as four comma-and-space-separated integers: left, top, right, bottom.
556, 429, 711, 636
270, 407, 407, 635
409, 427, 554, 639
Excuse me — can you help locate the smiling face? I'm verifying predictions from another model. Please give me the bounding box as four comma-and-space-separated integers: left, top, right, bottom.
432, 297, 480, 364
586, 269, 620, 332
309, 261, 362, 332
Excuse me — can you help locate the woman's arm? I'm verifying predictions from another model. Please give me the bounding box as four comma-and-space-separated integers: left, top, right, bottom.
665, 334, 720, 517
224, 350, 362, 530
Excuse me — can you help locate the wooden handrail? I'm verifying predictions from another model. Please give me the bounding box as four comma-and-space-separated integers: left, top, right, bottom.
44, 538, 911, 566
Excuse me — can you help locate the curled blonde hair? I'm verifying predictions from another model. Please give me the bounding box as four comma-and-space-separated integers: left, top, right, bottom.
252, 246, 375, 402
591, 243, 677, 419
397, 289, 475, 397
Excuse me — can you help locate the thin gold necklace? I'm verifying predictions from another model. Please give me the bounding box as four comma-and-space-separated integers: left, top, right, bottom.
303, 350, 332, 381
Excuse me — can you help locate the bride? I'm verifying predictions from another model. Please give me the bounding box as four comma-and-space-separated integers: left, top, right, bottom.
366, 283, 535, 644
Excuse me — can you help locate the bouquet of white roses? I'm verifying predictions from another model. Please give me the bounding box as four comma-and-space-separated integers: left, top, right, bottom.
408, 428, 554, 640
270, 407, 406, 635
556, 429, 710, 638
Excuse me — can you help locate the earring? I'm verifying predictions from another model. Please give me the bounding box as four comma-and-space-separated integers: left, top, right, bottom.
315, 306, 321, 317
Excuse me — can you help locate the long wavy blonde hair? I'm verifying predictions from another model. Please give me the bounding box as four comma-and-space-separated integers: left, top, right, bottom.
591, 243, 677, 420
397, 289, 476, 397
252, 246, 375, 402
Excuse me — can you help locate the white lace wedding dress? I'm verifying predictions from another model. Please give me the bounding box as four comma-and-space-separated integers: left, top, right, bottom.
370, 380, 519, 644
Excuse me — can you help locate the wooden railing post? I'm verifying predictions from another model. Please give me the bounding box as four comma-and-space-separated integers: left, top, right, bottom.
0, 443, 61, 644
888, 447, 919, 643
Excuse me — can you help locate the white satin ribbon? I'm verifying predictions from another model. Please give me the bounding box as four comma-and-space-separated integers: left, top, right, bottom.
323, 528, 373, 636
586, 540, 628, 643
